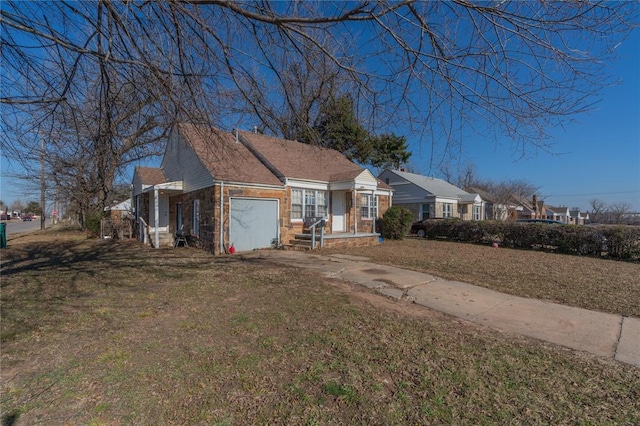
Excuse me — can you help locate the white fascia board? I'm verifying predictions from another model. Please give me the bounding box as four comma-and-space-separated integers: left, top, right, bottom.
142, 180, 183, 193
374, 188, 393, 196
329, 181, 356, 191
433, 196, 459, 204
285, 178, 329, 191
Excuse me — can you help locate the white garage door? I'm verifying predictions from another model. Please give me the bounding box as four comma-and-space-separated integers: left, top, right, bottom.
229, 198, 279, 252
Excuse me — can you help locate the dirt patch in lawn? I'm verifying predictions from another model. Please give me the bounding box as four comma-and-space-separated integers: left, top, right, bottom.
320, 238, 640, 318
1, 228, 639, 424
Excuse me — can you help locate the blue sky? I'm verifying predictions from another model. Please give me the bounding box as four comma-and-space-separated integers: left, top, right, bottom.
1, 10, 638, 213
409, 32, 640, 212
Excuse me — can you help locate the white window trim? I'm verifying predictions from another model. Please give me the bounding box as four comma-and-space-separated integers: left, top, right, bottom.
360, 194, 378, 220
473, 205, 481, 221
192, 199, 200, 236
443, 203, 453, 218
291, 188, 327, 221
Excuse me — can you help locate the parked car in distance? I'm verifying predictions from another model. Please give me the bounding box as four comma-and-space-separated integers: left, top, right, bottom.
0, 214, 10, 220
410, 219, 447, 237
22, 215, 33, 221
516, 219, 565, 224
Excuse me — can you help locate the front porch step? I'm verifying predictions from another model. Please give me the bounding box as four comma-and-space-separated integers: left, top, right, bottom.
288, 238, 316, 251
148, 233, 176, 248
294, 233, 316, 240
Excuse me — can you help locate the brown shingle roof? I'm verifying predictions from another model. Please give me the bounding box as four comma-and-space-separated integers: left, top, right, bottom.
178, 123, 283, 186
376, 179, 393, 191
238, 130, 363, 182
135, 166, 166, 185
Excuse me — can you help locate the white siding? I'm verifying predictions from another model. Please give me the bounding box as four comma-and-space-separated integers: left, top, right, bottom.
378, 169, 430, 204
132, 173, 144, 197
161, 129, 214, 192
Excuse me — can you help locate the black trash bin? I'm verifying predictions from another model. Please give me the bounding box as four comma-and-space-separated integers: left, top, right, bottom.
0, 222, 6, 248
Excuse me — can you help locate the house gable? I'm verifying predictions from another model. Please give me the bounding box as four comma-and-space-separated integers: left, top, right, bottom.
378, 169, 472, 204
164, 124, 282, 189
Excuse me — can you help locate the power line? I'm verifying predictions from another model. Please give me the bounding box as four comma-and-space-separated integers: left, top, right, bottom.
545, 190, 640, 198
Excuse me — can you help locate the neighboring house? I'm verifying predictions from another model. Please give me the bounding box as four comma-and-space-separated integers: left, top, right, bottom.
569, 208, 590, 225
104, 199, 132, 220
103, 199, 133, 239
515, 195, 547, 221
466, 186, 522, 221
132, 123, 392, 253
545, 205, 570, 223
378, 169, 484, 222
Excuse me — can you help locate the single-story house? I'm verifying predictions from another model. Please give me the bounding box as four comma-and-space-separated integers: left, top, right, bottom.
465, 186, 524, 221
545, 205, 571, 224
103, 199, 133, 239
378, 169, 484, 222
104, 199, 132, 220
514, 195, 547, 221
132, 123, 392, 253
569, 209, 590, 225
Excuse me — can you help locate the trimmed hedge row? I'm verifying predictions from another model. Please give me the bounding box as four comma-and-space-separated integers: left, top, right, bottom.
415, 220, 640, 261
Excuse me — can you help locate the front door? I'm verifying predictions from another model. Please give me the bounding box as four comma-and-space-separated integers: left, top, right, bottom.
332, 191, 346, 232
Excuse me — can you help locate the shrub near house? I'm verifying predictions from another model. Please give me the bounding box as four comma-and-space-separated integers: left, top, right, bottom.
381, 206, 414, 240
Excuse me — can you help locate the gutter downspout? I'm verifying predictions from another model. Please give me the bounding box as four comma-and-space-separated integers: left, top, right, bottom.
372, 190, 376, 235
219, 181, 224, 254
154, 187, 159, 249
353, 188, 357, 234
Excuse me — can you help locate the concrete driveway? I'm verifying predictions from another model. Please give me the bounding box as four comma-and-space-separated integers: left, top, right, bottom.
241, 250, 640, 368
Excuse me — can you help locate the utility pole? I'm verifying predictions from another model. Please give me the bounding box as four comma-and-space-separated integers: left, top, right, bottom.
40, 132, 46, 230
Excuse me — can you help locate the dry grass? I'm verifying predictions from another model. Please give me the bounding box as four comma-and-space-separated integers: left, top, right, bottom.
320, 238, 640, 318
1, 228, 639, 425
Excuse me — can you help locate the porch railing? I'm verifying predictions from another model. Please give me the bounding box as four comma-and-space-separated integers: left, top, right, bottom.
138, 217, 149, 245
307, 217, 326, 250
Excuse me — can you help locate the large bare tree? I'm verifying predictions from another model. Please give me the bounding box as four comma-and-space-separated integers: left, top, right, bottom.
1, 1, 637, 214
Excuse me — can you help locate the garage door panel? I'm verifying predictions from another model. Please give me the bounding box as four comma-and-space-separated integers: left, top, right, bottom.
230, 198, 278, 252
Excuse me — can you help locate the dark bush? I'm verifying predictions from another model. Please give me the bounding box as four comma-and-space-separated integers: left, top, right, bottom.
84, 210, 104, 238
381, 206, 414, 240
412, 220, 639, 261
602, 226, 640, 260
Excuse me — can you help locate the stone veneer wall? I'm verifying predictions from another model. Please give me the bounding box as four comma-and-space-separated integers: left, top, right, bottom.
219, 185, 287, 255
179, 188, 215, 252
322, 235, 380, 249
175, 184, 287, 255
164, 185, 389, 254
355, 194, 392, 233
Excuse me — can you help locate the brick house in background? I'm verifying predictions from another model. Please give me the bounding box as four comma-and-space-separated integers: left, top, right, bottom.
132, 123, 392, 253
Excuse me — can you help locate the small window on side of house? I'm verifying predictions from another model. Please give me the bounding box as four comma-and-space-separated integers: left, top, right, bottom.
443, 203, 453, 218
192, 199, 200, 236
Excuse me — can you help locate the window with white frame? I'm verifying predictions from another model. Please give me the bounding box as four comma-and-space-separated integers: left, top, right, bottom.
360, 194, 378, 220
473, 205, 481, 221
291, 189, 327, 219
442, 203, 453, 218
420, 204, 431, 220
192, 199, 200, 236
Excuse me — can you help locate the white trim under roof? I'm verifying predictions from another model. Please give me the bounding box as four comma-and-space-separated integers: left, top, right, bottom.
285, 178, 329, 191
142, 180, 184, 193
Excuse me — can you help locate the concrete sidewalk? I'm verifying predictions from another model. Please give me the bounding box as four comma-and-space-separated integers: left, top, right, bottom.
242, 250, 640, 367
